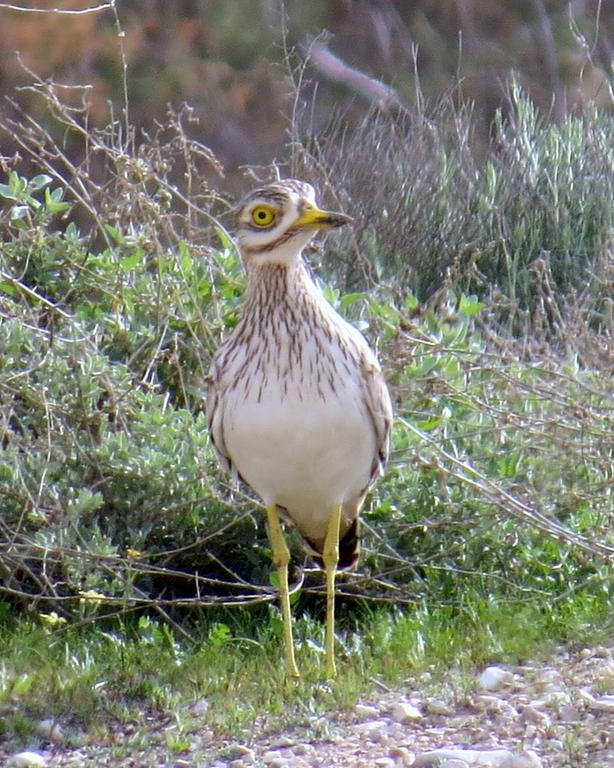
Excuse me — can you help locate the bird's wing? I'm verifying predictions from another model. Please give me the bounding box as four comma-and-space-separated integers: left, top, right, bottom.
205, 360, 233, 476
360, 351, 393, 483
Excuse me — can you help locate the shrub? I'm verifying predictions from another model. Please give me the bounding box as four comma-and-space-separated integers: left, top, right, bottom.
0, 81, 612, 628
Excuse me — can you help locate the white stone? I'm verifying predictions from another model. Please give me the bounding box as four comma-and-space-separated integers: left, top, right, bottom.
440, 761, 470, 768
355, 703, 380, 718
544, 691, 572, 708
558, 703, 581, 722
375, 759, 395, 767
9, 754, 47, 768
272, 737, 295, 748
266, 758, 288, 768
521, 705, 550, 725
231, 745, 255, 761
426, 699, 454, 715
414, 748, 515, 766
389, 745, 415, 765
35, 719, 63, 741
477, 666, 514, 691
391, 701, 423, 722
533, 668, 565, 694
577, 687, 614, 712
474, 694, 517, 716
505, 752, 543, 768
352, 718, 387, 733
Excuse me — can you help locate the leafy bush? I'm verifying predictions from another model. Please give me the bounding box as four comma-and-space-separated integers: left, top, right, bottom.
293, 85, 613, 341
0, 82, 612, 630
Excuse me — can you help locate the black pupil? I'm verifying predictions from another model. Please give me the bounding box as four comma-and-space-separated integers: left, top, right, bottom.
258, 211, 267, 219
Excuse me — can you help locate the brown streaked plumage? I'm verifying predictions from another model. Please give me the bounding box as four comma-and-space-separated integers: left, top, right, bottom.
207, 180, 392, 678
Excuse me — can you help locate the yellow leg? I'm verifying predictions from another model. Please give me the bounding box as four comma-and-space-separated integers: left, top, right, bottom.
266, 505, 300, 678
322, 504, 342, 679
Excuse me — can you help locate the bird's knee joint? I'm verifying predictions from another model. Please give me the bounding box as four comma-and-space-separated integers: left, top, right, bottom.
322, 545, 339, 571
273, 548, 291, 569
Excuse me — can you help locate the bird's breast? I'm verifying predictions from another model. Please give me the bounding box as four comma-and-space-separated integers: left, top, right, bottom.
219, 330, 376, 537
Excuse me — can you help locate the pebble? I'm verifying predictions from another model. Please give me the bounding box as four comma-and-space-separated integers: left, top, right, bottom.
510, 752, 543, 768
356, 703, 381, 718
477, 666, 514, 691
389, 745, 415, 765
558, 703, 581, 722
264, 757, 288, 768
272, 737, 295, 748
391, 701, 423, 722
413, 748, 537, 766
9, 754, 47, 768
439, 761, 470, 768
544, 690, 572, 708
474, 694, 517, 716
533, 668, 564, 693
414, 748, 515, 766
35, 719, 63, 741
577, 688, 614, 712
520, 705, 550, 725
426, 699, 454, 715
231, 745, 255, 761
352, 718, 389, 736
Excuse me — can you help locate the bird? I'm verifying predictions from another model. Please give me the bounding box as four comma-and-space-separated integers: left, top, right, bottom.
207, 179, 392, 678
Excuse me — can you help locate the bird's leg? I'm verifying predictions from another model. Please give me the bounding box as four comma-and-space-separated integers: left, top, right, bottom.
265, 505, 300, 678
322, 503, 342, 679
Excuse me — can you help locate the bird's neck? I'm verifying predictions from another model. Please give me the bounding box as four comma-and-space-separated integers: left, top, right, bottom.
245, 258, 316, 305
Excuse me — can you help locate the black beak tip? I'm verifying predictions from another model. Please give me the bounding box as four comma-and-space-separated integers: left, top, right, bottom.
329, 213, 352, 228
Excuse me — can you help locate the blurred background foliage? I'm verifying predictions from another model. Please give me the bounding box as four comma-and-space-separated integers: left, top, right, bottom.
0, 0, 612, 182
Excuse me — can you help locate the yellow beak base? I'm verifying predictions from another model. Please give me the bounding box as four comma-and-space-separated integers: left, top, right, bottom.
294, 205, 352, 230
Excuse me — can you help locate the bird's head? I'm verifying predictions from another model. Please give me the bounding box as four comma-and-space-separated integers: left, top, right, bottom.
235, 180, 351, 265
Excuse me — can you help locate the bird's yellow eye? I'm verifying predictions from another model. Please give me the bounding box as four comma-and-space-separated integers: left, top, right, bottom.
251, 205, 276, 227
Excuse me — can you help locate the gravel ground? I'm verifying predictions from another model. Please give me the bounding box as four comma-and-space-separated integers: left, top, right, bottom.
5, 641, 614, 767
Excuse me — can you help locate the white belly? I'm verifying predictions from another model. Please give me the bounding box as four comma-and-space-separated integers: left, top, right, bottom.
223, 381, 375, 539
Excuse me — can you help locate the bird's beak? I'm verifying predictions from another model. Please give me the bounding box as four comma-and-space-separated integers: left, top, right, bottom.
294, 204, 352, 230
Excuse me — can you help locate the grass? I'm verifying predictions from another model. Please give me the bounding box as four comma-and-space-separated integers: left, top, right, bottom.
1, 588, 611, 761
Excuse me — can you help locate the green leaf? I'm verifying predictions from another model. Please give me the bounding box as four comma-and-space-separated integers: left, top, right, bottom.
404, 292, 419, 311
104, 224, 124, 244
459, 294, 484, 317
29, 174, 53, 191
216, 226, 235, 251
0, 282, 18, 297
208, 622, 232, 648
178, 241, 193, 275
120, 251, 142, 271
417, 416, 442, 431
0, 462, 14, 480
0, 183, 15, 199
44, 187, 71, 214
339, 291, 368, 311
11, 674, 35, 696
10, 205, 30, 221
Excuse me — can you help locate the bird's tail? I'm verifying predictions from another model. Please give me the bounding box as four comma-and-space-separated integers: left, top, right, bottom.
305, 517, 360, 571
